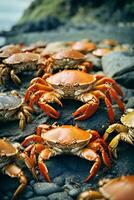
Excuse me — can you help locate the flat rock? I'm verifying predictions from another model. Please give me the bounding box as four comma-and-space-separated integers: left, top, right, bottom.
102, 51, 134, 88
33, 182, 62, 196
28, 197, 48, 200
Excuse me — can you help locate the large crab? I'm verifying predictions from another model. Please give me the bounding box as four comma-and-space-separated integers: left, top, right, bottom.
39, 49, 93, 74
103, 108, 134, 157
0, 44, 21, 61
24, 70, 124, 123
22, 124, 111, 183
0, 91, 33, 130
0, 52, 40, 85
78, 175, 134, 200
0, 138, 36, 200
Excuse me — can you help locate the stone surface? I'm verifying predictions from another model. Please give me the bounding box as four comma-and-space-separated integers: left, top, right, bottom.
33, 182, 62, 196
102, 51, 134, 88
28, 197, 48, 200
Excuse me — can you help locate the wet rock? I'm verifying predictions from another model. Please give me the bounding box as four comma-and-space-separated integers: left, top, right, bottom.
28, 197, 48, 200
22, 185, 33, 198
53, 176, 65, 186
48, 192, 73, 200
33, 182, 62, 196
69, 188, 81, 197
102, 51, 134, 88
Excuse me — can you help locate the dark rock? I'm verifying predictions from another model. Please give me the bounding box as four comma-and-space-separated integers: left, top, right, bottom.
68, 188, 81, 197
22, 185, 33, 198
102, 51, 134, 88
33, 182, 62, 196
48, 192, 73, 200
53, 176, 65, 186
125, 96, 134, 109
28, 197, 48, 200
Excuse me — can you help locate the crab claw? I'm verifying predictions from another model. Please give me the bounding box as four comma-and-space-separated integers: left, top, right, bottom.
38, 102, 60, 119
73, 96, 99, 120
78, 148, 101, 182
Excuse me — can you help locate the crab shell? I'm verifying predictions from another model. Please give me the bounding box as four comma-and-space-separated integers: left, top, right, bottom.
0, 45, 21, 59
46, 70, 96, 96
0, 139, 18, 169
52, 49, 85, 67
0, 93, 23, 121
92, 48, 111, 57
3, 52, 40, 70
72, 41, 96, 53
121, 109, 134, 128
99, 176, 134, 200
0, 138, 18, 157
41, 125, 92, 151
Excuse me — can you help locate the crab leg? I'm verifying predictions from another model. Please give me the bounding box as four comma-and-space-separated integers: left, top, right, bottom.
103, 123, 128, 140
36, 124, 52, 135
38, 148, 57, 182
96, 77, 123, 97
18, 112, 26, 130
24, 83, 52, 103
30, 143, 45, 165
95, 85, 125, 112
30, 77, 47, 85
29, 90, 46, 107
73, 94, 99, 120
78, 190, 103, 200
38, 102, 60, 118
21, 134, 43, 146
92, 90, 115, 123
78, 148, 101, 182
10, 70, 21, 85
88, 139, 111, 168
5, 164, 27, 200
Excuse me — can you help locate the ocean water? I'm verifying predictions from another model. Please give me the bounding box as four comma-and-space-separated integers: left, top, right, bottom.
0, 0, 32, 45
0, 0, 32, 31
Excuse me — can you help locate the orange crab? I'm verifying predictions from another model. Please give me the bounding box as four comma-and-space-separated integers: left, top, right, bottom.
22, 124, 111, 182
24, 70, 124, 123
38, 49, 93, 74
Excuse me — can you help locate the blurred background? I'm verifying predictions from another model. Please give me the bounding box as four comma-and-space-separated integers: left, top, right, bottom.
0, 0, 134, 45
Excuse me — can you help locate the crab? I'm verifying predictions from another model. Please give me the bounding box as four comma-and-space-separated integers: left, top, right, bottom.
0, 138, 37, 200
103, 108, 134, 157
92, 48, 111, 57
24, 70, 124, 123
39, 49, 93, 74
22, 124, 111, 183
0, 91, 33, 130
0, 52, 40, 85
0, 44, 21, 61
77, 175, 134, 200
72, 41, 96, 54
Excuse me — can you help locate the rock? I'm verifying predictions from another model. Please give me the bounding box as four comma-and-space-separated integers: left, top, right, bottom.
33, 182, 62, 196
85, 53, 102, 71
53, 176, 65, 186
48, 192, 73, 200
28, 197, 48, 200
22, 185, 33, 198
102, 51, 134, 88
69, 188, 81, 197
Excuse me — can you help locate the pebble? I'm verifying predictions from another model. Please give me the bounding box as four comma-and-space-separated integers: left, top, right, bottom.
23, 185, 33, 198
33, 182, 62, 196
69, 188, 81, 197
48, 192, 73, 200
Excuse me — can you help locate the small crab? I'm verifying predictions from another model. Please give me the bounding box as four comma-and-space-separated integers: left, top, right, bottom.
39, 49, 93, 74
22, 124, 111, 183
92, 48, 111, 57
24, 70, 124, 123
0, 91, 33, 130
72, 41, 96, 54
0, 138, 37, 200
78, 175, 134, 200
0, 52, 40, 85
103, 108, 134, 157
